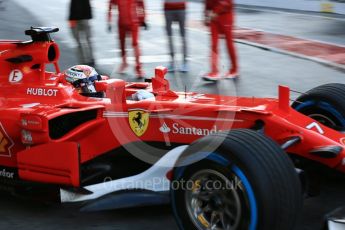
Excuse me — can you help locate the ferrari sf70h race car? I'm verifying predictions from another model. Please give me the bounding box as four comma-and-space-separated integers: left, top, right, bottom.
1, 27, 345, 230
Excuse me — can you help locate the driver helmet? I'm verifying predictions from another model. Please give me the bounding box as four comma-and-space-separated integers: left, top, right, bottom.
65, 65, 101, 94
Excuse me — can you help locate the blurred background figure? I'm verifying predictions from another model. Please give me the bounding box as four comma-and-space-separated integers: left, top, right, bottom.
164, 0, 188, 73
203, 0, 239, 81
68, 0, 95, 66
0, 0, 5, 10
108, 0, 146, 78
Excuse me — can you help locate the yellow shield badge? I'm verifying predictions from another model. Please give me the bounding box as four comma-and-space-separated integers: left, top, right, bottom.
128, 110, 149, 137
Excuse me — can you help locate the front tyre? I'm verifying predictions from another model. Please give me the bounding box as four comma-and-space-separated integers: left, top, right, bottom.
292, 83, 345, 130
171, 129, 302, 230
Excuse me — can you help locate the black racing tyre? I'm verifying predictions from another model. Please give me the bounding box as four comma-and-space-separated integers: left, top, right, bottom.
292, 83, 345, 130
171, 129, 302, 230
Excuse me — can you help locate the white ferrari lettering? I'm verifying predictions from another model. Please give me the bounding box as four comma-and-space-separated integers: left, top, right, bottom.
27, 88, 58, 97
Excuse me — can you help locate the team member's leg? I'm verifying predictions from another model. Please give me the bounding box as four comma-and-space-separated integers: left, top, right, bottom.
222, 18, 239, 78
131, 24, 144, 78
203, 22, 221, 81
164, 10, 175, 72
177, 10, 188, 72
211, 22, 219, 74
118, 25, 128, 73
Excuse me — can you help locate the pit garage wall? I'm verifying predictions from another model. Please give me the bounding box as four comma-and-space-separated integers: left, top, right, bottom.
235, 0, 345, 15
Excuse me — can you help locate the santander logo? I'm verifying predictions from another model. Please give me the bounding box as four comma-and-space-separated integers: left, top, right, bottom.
159, 123, 171, 133
159, 122, 222, 136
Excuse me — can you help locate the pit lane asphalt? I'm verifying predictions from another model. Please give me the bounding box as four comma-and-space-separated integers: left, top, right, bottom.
1, 0, 345, 229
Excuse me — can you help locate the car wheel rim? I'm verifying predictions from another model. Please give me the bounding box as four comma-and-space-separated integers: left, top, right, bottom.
185, 169, 247, 230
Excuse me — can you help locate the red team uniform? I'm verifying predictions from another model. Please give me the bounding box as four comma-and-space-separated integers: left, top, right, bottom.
108, 0, 146, 77
204, 0, 239, 80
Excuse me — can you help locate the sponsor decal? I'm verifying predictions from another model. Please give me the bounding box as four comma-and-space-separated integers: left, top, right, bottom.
27, 88, 58, 97
0, 123, 14, 157
159, 122, 171, 133
0, 168, 14, 179
9, 69, 23, 83
129, 110, 149, 137
65, 69, 84, 79
159, 122, 222, 136
306, 122, 324, 135
21, 119, 40, 127
21, 130, 33, 143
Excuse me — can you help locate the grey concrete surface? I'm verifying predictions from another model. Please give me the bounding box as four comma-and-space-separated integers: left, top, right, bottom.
235, 6, 345, 47
1, 0, 345, 229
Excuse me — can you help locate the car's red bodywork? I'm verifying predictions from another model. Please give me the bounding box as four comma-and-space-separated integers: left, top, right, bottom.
0, 32, 345, 190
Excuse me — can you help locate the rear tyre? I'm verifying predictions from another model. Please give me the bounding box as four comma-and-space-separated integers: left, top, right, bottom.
171, 129, 302, 230
292, 83, 345, 130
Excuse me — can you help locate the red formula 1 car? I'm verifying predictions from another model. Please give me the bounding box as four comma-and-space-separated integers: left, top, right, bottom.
1, 27, 345, 230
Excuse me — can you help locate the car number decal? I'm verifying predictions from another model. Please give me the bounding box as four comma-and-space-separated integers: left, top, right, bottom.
306, 122, 324, 135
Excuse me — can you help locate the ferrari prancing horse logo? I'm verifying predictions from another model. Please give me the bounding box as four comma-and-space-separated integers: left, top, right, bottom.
128, 110, 149, 137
